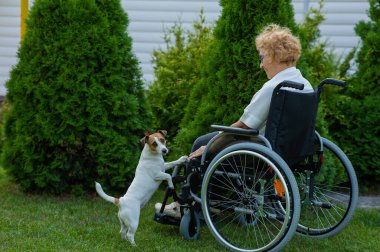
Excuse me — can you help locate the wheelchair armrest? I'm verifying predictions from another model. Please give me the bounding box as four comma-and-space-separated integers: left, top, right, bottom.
211, 125, 259, 136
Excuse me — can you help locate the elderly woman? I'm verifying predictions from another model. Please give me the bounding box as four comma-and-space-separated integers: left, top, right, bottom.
189, 24, 313, 159
156, 24, 313, 217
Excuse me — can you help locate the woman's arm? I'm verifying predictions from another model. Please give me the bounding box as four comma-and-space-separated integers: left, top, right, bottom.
189, 121, 250, 159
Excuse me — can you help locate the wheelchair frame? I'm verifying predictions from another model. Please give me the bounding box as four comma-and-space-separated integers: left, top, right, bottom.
154, 78, 359, 252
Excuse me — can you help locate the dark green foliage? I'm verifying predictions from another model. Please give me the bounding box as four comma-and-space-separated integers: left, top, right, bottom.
2, 0, 151, 194
173, 0, 303, 154
328, 0, 380, 187
0, 102, 9, 155
147, 13, 213, 142
338, 47, 356, 78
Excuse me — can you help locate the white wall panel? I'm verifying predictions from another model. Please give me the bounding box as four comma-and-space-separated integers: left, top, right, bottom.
129, 22, 195, 33
0, 7, 19, 16
0, 56, 18, 66
123, 1, 220, 12
0, 0, 20, 6
0, 46, 18, 57
321, 35, 361, 48
0, 26, 19, 37
0, 0, 19, 95
127, 10, 220, 23
319, 24, 357, 36
309, 2, 370, 13
129, 31, 166, 43
0, 37, 20, 47
0, 17, 20, 26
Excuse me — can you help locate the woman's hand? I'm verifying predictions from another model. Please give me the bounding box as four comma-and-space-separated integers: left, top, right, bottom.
231, 120, 249, 128
189, 145, 206, 159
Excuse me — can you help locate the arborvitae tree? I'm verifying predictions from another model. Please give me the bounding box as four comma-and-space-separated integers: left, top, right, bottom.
147, 13, 213, 142
174, 0, 304, 154
2, 0, 151, 194
330, 0, 380, 188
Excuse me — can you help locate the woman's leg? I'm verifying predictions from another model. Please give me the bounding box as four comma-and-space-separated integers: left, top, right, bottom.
190, 132, 219, 152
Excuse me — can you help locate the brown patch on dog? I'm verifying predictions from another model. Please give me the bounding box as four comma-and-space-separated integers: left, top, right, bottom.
114, 198, 120, 205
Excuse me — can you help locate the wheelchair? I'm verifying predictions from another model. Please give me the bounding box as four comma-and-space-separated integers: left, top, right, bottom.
154, 78, 359, 252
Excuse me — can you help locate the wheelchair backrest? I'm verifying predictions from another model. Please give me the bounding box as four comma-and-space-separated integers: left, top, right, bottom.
265, 81, 319, 166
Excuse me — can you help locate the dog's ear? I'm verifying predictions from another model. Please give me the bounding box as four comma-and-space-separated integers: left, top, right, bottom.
140, 131, 151, 146
157, 130, 167, 137
140, 135, 150, 146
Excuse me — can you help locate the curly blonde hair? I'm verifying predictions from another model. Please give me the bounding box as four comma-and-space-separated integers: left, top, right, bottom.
255, 24, 301, 65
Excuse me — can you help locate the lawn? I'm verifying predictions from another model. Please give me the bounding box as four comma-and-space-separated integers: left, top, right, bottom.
0, 167, 379, 252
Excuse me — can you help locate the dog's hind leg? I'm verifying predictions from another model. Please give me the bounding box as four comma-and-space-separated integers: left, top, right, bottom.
119, 206, 139, 246
119, 218, 127, 240
126, 210, 139, 246
126, 211, 139, 246
127, 226, 137, 246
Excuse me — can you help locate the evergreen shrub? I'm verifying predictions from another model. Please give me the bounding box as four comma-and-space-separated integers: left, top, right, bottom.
147, 12, 213, 143
328, 0, 380, 188
2, 0, 151, 194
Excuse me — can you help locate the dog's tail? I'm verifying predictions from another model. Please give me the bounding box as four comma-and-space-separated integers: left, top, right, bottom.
95, 182, 120, 205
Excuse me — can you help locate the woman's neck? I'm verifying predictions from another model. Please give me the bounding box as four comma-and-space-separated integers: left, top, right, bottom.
268, 63, 295, 79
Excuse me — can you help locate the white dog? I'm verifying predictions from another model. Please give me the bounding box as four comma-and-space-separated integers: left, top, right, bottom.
95, 130, 188, 246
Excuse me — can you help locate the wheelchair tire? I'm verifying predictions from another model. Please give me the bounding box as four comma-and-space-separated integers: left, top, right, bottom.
179, 208, 201, 240
201, 143, 300, 252
295, 137, 359, 238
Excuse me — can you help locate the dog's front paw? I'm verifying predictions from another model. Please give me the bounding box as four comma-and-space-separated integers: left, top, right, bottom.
168, 181, 174, 189
179, 155, 189, 163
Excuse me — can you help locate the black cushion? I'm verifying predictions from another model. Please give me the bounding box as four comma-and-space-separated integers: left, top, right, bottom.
265, 87, 318, 166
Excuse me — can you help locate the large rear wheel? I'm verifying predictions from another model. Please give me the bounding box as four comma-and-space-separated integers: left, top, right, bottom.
201, 143, 300, 252
295, 137, 358, 237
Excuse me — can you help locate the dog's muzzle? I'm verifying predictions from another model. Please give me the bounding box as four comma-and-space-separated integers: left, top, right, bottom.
161, 148, 168, 156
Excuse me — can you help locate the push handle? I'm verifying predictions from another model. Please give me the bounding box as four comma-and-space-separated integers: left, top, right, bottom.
274, 80, 304, 92
318, 78, 346, 88
317, 78, 346, 94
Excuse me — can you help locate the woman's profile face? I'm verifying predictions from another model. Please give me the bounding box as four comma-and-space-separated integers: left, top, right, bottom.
259, 49, 288, 80
259, 49, 276, 79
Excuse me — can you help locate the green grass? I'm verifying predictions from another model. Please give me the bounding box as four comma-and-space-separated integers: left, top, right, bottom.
0, 168, 379, 252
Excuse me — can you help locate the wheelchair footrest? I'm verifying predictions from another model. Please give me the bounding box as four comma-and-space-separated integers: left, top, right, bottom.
154, 212, 181, 226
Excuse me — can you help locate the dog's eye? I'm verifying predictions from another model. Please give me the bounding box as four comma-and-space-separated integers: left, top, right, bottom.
152, 142, 158, 147
159, 138, 165, 144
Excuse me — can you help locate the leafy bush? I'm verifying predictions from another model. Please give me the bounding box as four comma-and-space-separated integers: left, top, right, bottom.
2, 0, 151, 194
147, 12, 213, 142
328, 0, 380, 188
0, 101, 9, 155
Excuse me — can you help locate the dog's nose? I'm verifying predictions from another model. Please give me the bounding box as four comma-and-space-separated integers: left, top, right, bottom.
162, 148, 168, 155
